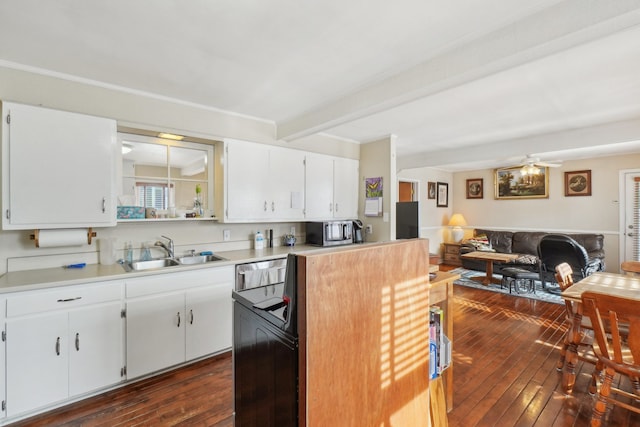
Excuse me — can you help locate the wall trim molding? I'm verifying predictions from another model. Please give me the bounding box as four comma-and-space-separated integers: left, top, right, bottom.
420, 225, 618, 235
460, 225, 618, 235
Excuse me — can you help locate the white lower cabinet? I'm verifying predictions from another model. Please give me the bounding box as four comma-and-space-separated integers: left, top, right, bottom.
0, 297, 5, 420
68, 303, 124, 396
126, 293, 185, 378
0, 264, 234, 421
5, 282, 124, 417
125, 266, 234, 379
185, 285, 232, 360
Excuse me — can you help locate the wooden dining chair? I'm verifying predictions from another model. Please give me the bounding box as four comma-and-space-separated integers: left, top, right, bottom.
621, 260, 640, 276
581, 291, 640, 427
555, 262, 598, 393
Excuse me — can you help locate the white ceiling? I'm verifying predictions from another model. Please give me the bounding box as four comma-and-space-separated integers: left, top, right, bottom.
2, 0, 640, 171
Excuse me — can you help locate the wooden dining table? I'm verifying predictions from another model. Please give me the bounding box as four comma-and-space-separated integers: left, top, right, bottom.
560, 272, 640, 391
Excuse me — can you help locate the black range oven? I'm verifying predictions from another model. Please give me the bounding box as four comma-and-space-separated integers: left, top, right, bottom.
232, 254, 298, 427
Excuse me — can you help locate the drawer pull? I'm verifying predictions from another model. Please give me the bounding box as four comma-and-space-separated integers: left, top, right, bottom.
55, 337, 61, 356
57, 297, 82, 303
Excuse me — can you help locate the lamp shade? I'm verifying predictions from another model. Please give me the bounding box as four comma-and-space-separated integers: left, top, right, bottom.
449, 214, 467, 243
448, 214, 467, 227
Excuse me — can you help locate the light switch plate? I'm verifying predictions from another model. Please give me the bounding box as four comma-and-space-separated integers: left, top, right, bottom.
223, 229, 231, 241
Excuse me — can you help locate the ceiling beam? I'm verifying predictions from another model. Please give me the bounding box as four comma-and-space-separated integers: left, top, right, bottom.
277, 0, 640, 142
396, 117, 640, 171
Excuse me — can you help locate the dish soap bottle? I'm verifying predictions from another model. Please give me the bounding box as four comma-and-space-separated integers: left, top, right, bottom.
125, 241, 134, 263
254, 231, 265, 250
141, 242, 152, 261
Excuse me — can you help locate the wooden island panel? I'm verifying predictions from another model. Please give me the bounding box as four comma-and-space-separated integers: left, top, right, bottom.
297, 239, 431, 426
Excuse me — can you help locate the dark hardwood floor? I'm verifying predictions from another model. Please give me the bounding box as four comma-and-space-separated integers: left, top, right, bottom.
8, 353, 234, 427
8, 284, 640, 426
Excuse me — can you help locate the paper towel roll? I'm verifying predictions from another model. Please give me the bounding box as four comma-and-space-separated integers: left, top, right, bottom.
35, 229, 90, 248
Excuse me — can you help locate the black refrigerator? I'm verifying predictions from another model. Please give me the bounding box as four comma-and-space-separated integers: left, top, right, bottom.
396, 201, 419, 239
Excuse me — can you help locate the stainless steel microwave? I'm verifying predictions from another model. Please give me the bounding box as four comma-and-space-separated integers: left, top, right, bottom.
306, 221, 353, 246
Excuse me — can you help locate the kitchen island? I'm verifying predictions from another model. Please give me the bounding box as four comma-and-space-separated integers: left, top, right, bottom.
297, 239, 432, 426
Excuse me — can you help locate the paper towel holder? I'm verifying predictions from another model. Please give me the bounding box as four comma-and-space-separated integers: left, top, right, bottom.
30, 228, 97, 248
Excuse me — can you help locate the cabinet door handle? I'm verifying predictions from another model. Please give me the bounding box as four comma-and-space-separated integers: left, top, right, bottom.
264, 201, 267, 212
102, 197, 106, 213
329, 203, 333, 212
57, 297, 82, 303
55, 337, 61, 356
75, 333, 80, 351
335, 203, 339, 212
271, 201, 275, 212
189, 309, 194, 325
177, 312, 181, 328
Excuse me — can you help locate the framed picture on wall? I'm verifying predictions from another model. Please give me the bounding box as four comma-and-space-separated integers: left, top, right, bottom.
436, 182, 448, 207
495, 166, 549, 199
466, 178, 483, 199
427, 181, 436, 199
565, 170, 591, 196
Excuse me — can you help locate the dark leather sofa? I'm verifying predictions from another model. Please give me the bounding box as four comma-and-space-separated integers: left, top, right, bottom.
459, 228, 605, 278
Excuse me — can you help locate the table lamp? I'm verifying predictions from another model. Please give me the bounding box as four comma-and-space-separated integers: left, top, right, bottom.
448, 213, 467, 243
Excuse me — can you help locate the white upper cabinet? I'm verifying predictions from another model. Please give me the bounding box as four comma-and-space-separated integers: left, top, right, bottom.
224, 139, 305, 222
305, 153, 359, 220
332, 157, 359, 219
1, 102, 117, 229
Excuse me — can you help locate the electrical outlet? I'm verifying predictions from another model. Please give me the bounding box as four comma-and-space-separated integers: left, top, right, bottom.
366, 224, 373, 234
290, 226, 295, 235
223, 229, 231, 241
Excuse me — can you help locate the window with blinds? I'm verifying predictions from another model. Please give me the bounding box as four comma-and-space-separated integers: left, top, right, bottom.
633, 178, 640, 260
136, 183, 173, 210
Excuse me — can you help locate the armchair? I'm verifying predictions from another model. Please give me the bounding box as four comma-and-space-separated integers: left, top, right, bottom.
537, 234, 604, 287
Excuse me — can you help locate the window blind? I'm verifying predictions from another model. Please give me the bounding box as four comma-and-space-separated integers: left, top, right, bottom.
633, 178, 640, 260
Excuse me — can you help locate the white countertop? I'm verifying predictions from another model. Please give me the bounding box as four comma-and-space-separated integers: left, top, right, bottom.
0, 244, 327, 294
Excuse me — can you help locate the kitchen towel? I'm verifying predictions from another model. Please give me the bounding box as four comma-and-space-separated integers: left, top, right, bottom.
36, 229, 89, 248
98, 237, 117, 264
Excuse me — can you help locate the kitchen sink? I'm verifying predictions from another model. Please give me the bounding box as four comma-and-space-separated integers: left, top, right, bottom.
122, 254, 227, 272
123, 258, 180, 272
177, 254, 228, 265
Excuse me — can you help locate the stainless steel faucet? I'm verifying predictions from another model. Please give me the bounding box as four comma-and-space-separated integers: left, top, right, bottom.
155, 235, 174, 258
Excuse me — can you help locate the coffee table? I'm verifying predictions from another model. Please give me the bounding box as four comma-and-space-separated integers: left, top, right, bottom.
459, 251, 519, 285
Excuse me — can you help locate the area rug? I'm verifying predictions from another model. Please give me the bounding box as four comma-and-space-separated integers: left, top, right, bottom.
449, 267, 563, 305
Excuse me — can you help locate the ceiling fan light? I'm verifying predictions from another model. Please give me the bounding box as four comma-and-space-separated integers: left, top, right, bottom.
521, 164, 540, 176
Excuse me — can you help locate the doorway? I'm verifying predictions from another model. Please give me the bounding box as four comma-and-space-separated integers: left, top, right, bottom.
398, 180, 419, 202
620, 169, 640, 263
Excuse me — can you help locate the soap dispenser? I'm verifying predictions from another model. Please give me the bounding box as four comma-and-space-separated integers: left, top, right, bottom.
254, 231, 265, 250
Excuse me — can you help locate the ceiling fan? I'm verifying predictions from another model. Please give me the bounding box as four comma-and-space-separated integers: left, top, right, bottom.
517, 155, 561, 175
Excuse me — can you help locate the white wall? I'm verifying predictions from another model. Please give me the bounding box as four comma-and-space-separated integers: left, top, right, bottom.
0, 66, 360, 274
397, 168, 454, 254
401, 152, 640, 272
359, 136, 396, 242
